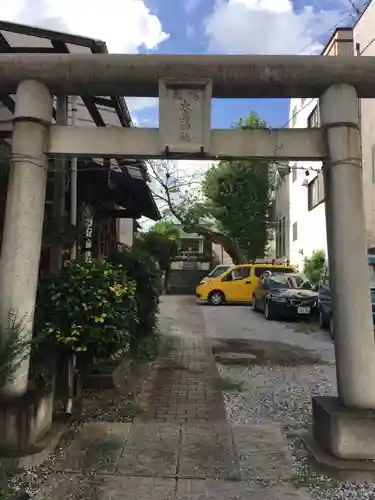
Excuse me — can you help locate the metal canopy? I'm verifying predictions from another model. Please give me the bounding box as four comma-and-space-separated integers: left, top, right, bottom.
0, 21, 160, 221
0, 21, 130, 128
1, 53, 375, 98
78, 159, 160, 221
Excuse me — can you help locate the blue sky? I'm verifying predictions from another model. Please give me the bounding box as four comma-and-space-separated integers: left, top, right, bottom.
136, 0, 293, 128
132, 0, 357, 129
0, 0, 366, 228
1, 0, 362, 129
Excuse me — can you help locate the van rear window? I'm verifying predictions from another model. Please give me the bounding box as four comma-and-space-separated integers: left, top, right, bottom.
254, 266, 295, 277
208, 266, 230, 278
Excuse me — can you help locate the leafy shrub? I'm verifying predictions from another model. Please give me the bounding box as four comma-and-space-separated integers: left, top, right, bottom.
108, 245, 163, 351
35, 260, 138, 368
303, 249, 326, 285
136, 230, 179, 273
0, 311, 31, 390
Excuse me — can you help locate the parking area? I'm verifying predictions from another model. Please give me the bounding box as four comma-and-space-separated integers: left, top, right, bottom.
200, 302, 334, 364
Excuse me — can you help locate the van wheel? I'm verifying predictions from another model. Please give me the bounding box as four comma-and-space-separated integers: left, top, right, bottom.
208, 291, 225, 306
252, 295, 258, 312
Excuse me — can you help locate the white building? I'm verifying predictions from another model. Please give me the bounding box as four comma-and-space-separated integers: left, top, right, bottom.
355, 0, 375, 249
287, 96, 327, 270
275, 25, 368, 270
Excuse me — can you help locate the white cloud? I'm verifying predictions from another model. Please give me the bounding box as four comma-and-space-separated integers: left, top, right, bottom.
186, 24, 196, 38
1, 0, 169, 53
1, 0, 168, 113
185, 0, 201, 12
205, 0, 347, 55
174, 160, 214, 180
126, 98, 159, 113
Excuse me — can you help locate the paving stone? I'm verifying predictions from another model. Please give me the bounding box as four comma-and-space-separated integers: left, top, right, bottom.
56, 422, 130, 473
176, 479, 312, 500
35, 473, 175, 500
101, 476, 176, 500
232, 424, 295, 481
34, 473, 102, 500
116, 422, 180, 477
178, 423, 238, 480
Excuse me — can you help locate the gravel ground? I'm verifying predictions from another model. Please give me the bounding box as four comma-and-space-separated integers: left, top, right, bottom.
5, 356, 151, 499
219, 362, 375, 499
204, 304, 375, 500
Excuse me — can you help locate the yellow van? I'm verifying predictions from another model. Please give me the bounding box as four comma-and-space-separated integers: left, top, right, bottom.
196, 262, 297, 305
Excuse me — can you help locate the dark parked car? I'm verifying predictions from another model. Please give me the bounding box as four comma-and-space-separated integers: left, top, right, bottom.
318, 257, 375, 337
252, 271, 318, 321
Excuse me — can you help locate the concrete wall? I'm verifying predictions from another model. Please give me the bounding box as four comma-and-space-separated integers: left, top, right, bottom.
354, 0, 375, 246
118, 218, 134, 247
167, 270, 207, 295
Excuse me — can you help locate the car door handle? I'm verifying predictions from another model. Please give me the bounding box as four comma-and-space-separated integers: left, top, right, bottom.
245, 280, 251, 284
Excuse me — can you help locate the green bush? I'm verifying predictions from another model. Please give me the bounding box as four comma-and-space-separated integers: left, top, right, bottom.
108, 245, 163, 350
35, 260, 138, 367
0, 311, 31, 390
303, 249, 326, 285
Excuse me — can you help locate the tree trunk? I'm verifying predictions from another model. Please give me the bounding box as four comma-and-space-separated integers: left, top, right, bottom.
182, 224, 247, 265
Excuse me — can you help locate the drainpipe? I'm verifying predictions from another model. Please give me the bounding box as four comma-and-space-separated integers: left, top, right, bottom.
70, 95, 78, 260
66, 95, 78, 416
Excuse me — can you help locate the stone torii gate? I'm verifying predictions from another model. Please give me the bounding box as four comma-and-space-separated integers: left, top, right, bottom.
0, 54, 374, 462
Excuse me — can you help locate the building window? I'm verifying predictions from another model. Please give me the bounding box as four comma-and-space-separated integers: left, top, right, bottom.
292, 164, 298, 183
180, 239, 201, 253
292, 222, 298, 242
276, 216, 286, 258
307, 105, 320, 128
307, 172, 325, 211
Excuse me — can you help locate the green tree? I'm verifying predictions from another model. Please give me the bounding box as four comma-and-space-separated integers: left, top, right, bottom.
152, 220, 179, 239
303, 249, 326, 285
202, 113, 271, 261
135, 221, 180, 288
149, 112, 272, 264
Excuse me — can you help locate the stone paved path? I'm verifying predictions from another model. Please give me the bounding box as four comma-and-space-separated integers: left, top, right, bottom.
34, 296, 312, 500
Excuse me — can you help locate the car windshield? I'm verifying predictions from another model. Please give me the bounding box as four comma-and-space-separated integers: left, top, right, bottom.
287, 274, 313, 290
269, 274, 289, 288
208, 266, 230, 278
268, 273, 313, 290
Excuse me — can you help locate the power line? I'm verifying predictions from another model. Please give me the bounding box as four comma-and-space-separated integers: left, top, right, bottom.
359, 35, 375, 54
346, 0, 361, 17
296, 13, 354, 55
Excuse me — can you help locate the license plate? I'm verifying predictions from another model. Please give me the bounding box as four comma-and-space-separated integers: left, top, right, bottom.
298, 306, 310, 314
